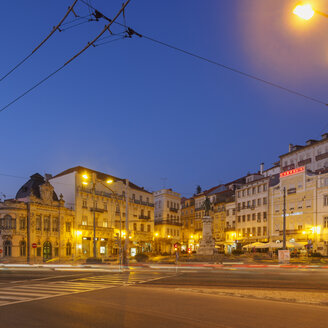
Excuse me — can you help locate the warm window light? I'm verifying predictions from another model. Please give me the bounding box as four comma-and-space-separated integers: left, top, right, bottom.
293, 4, 315, 20
249, 234, 253, 237
106, 179, 113, 184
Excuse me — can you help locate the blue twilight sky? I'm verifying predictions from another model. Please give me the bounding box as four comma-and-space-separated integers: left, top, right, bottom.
0, 0, 327, 198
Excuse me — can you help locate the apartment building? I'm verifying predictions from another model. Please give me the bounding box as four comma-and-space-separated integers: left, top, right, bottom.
236, 174, 270, 244
50, 166, 154, 257
280, 133, 328, 173
180, 197, 196, 251
153, 189, 181, 254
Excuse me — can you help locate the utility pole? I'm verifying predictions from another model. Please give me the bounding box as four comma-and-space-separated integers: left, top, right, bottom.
27, 202, 30, 263
123, 179, 129, 265
92, 173, 97, 259
283, 187, 286, 250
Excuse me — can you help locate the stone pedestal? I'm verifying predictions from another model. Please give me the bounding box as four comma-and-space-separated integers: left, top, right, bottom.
197, 216, 215, 255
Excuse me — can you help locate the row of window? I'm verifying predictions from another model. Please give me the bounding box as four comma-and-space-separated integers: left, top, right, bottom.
166, 228, 180, 237
238, 226, 267, 237
237, 198, 267, 210
133, 223, 151, 232
237, 213, 267, 223
181, 208, 194, 215
274, 200, 312, 212
237, 184, 267, 198
154, 200, 180, 210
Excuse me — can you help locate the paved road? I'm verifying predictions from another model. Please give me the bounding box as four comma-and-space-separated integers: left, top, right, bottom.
0, 268, 327, 327
144, 267, 328, 291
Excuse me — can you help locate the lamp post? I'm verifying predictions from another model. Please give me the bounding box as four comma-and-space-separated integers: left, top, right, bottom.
293, 3, 328, 20
81, 173, 114, 259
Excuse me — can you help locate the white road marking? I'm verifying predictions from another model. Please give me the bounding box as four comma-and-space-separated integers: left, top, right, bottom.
0, 272, 175, 307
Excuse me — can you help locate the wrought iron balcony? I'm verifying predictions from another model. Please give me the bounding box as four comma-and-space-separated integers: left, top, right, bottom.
139, 215, 151, 220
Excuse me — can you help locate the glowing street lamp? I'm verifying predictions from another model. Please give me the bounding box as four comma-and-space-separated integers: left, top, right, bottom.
293, 4, 315, 20
293, 3, 328, 20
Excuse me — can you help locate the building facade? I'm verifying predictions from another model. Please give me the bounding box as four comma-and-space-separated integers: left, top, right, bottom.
280, 133, 328, 173
153, 189, 181, 254
0, 174, 75, 262
181, 197, 196, 251
236, 174, 270, 245
50, 166, 154, 258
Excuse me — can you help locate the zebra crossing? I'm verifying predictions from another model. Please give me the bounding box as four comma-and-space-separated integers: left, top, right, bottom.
0, 272, 172, 307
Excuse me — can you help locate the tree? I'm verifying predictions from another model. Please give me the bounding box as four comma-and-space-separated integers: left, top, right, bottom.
196, 185, 202, 194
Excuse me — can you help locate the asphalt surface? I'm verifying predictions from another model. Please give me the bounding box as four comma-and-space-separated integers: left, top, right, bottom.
143, 267, 328, 291
0, 267, 327, 327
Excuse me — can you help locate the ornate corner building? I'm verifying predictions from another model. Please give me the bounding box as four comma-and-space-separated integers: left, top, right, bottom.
0, 173, 74, 261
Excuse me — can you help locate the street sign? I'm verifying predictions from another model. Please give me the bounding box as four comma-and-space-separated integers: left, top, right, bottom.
32, 243, 37, 249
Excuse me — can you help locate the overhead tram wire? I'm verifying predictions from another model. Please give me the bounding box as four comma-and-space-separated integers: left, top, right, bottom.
0, 0, 79, 83
0, 0, 131, 115
80, 0, 328, 108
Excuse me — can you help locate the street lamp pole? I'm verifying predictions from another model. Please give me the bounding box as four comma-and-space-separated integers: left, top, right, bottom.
123, 179, 129, 265
92, 173, 97, 259
283, 187, 286, 250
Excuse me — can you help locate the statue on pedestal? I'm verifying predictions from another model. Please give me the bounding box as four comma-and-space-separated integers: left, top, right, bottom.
197, 196, 216, 255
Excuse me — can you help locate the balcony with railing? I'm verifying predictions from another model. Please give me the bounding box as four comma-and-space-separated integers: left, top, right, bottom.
89, 207, 106, 213
154, 219, 182, 226
139, 215, 151, 220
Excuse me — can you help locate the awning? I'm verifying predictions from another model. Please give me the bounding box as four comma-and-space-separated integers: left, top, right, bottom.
242, 242, 268, 249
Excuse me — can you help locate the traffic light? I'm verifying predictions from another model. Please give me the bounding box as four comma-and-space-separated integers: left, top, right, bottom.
188, 248, 191, 254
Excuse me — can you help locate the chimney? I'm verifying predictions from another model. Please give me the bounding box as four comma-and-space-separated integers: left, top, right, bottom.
45, 173, 52, 181
260, 163, 264, 175
289, 144, 293, 152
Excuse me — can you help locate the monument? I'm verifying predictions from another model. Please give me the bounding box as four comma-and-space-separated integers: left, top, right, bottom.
197, 196, 216, 255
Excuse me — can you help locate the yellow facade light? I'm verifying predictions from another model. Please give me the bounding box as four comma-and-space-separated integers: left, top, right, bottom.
76, 230, 82, 236
82, 181, 88, 186
82, 174, 89, 180
249, 234, 253, 237
168, 235, 171, 238
129, 236, 132, 239
154, 232, 159, 237
190, 235, 194, 239
302, 230, 307, 235
106, 179, 113, 184
293, 4, 315, 20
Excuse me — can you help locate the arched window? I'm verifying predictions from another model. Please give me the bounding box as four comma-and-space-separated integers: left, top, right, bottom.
66, 242, 72, 256
3, 240, 12, 256
20, 240, 26, 256
1, 215, 16, 230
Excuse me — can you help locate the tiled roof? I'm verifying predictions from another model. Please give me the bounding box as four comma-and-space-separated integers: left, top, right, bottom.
52, 166, 152, 194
